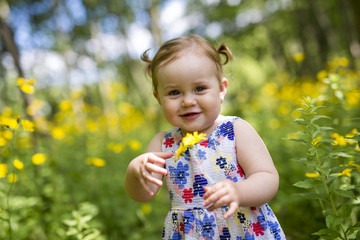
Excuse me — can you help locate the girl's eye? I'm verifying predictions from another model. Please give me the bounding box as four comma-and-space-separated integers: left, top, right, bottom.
195, 86, 205, 92
169, 90, 180, 96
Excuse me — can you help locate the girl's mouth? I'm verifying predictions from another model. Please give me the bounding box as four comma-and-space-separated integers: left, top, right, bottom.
181, 112, 200, 120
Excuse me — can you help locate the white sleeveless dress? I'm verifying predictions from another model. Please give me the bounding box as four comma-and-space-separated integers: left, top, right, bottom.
161, 116, 286, 240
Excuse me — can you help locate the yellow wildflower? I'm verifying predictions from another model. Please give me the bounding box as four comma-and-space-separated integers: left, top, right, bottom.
141, 203, 152, 215
331, 133, 347, 146
59, 100, 73, 112
293, 52, 305, 62
261, 82, 277, 96
86, 157, 106, 167
311, 136, 322, 146
348, 161, 360, 172
21, 119, 35, 132
17, 77, 36, 94
0, 163, 8, 178
129, 140, 141, 151
305, 172, 320, 178
32, 153, 47, 165
8, 173, 18, 183
338, 168, 352, 177
0, 137, 7, 147
51, 126, 65, 139
0, 117, 19, 129
175, 131, 207, 159
108, 143, 124, 153
338, 57, 349, 67
2, 130, 12, 140
8, 173, 17, 183
317, 70, 327, 81
175, 143, 188, 159
13, 159, 24, 170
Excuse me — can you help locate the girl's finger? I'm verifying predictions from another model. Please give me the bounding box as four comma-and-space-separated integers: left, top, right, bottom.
202, 187, 227, 208
207, 194, 231, 211
140, 176, 154, 196
224, 202, 238, 219
145, 162, 167, 175
203, 181, 227, 199
148, 152, 173, 165
145, 175, 163, 187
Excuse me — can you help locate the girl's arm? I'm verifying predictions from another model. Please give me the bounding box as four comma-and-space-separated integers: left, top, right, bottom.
202, 118, 279, 218
124, 132, 173, 202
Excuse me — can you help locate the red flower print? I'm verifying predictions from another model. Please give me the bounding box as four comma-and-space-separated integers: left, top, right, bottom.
182, 188, 194, 203
250, 206, 257, 211
253, 222, 265, 236
180, 222, 185, 233
164, 138, 175, 148
237, 165, 244, 177
200, 140, 208, 147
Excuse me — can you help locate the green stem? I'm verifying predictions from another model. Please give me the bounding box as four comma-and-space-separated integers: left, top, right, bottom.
314, 140, 347, 240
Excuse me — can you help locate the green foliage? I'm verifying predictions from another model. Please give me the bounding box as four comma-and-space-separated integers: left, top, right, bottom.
62, 202, 104, 240
287, 96, 360, 240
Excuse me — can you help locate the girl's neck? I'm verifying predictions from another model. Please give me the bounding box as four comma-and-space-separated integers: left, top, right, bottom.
180, 115, 224, 137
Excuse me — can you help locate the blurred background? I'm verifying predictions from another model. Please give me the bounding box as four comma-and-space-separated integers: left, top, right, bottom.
0, 0, 359, 239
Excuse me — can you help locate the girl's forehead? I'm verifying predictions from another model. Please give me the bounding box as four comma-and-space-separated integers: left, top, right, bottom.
160, 52, 215, 71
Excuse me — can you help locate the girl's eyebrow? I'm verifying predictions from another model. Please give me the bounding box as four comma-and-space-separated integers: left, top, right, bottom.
162, 84, 178, 92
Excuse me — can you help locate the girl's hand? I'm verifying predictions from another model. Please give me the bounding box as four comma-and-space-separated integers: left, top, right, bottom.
136, 152, 173, 196
202, 179, 241, 219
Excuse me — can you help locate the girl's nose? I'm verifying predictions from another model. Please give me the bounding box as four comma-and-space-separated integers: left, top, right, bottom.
181, 94, 196, 107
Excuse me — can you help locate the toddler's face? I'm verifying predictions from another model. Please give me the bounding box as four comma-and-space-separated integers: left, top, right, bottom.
154, 52, 227, 135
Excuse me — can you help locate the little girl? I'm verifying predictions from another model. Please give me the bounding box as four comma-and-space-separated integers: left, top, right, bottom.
125, 34, 286, 239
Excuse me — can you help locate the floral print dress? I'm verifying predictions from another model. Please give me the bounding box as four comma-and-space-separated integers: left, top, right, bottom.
161, 116, 286, 240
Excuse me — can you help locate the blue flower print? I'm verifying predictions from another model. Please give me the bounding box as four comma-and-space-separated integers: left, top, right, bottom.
207, 138, 219, 150
237, 211, 246, 224
196, 213, 216, 239
193, 174, 208, 197
236, 232, 255, 240
164, 132, 173, 139
268, 221, 282, 240
169, 162, 190, 189
169, 190, 174, 201
198, 149, 206, 160
183, 210, 195, 234
257, 208, 268, 232
216, 156, 227, 169
171, 232, 182, 240
172, 212, 178, 225
266, 204, 275, 217
217, 121, 234, 140
220, 227, 231, 240
183, 149, 190, 161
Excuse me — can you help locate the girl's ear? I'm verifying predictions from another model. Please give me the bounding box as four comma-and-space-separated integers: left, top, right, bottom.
153, 91, 162, 105
220, 78, 228, 103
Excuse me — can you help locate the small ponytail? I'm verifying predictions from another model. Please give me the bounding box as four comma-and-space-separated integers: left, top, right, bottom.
217, 43, 233, 65
141, 49, 152, 77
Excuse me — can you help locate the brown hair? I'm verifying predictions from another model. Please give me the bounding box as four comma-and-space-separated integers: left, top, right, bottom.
141, 34, 233, 93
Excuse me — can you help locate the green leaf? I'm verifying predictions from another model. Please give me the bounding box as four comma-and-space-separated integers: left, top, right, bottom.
318, 138, 335, 145
312, 228, 342, 238
294, 118, 306, 126
319, 126, 335, 131
325, 214, 342, 229
293, 179, 318, 189
316, 167, 331, 177
283, 138, 307, 144
332, 189, 355, 199
294, 192, 327, 200
329, 152, 353, 158
311, 115, 331, 123
310, 106, 325, 114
